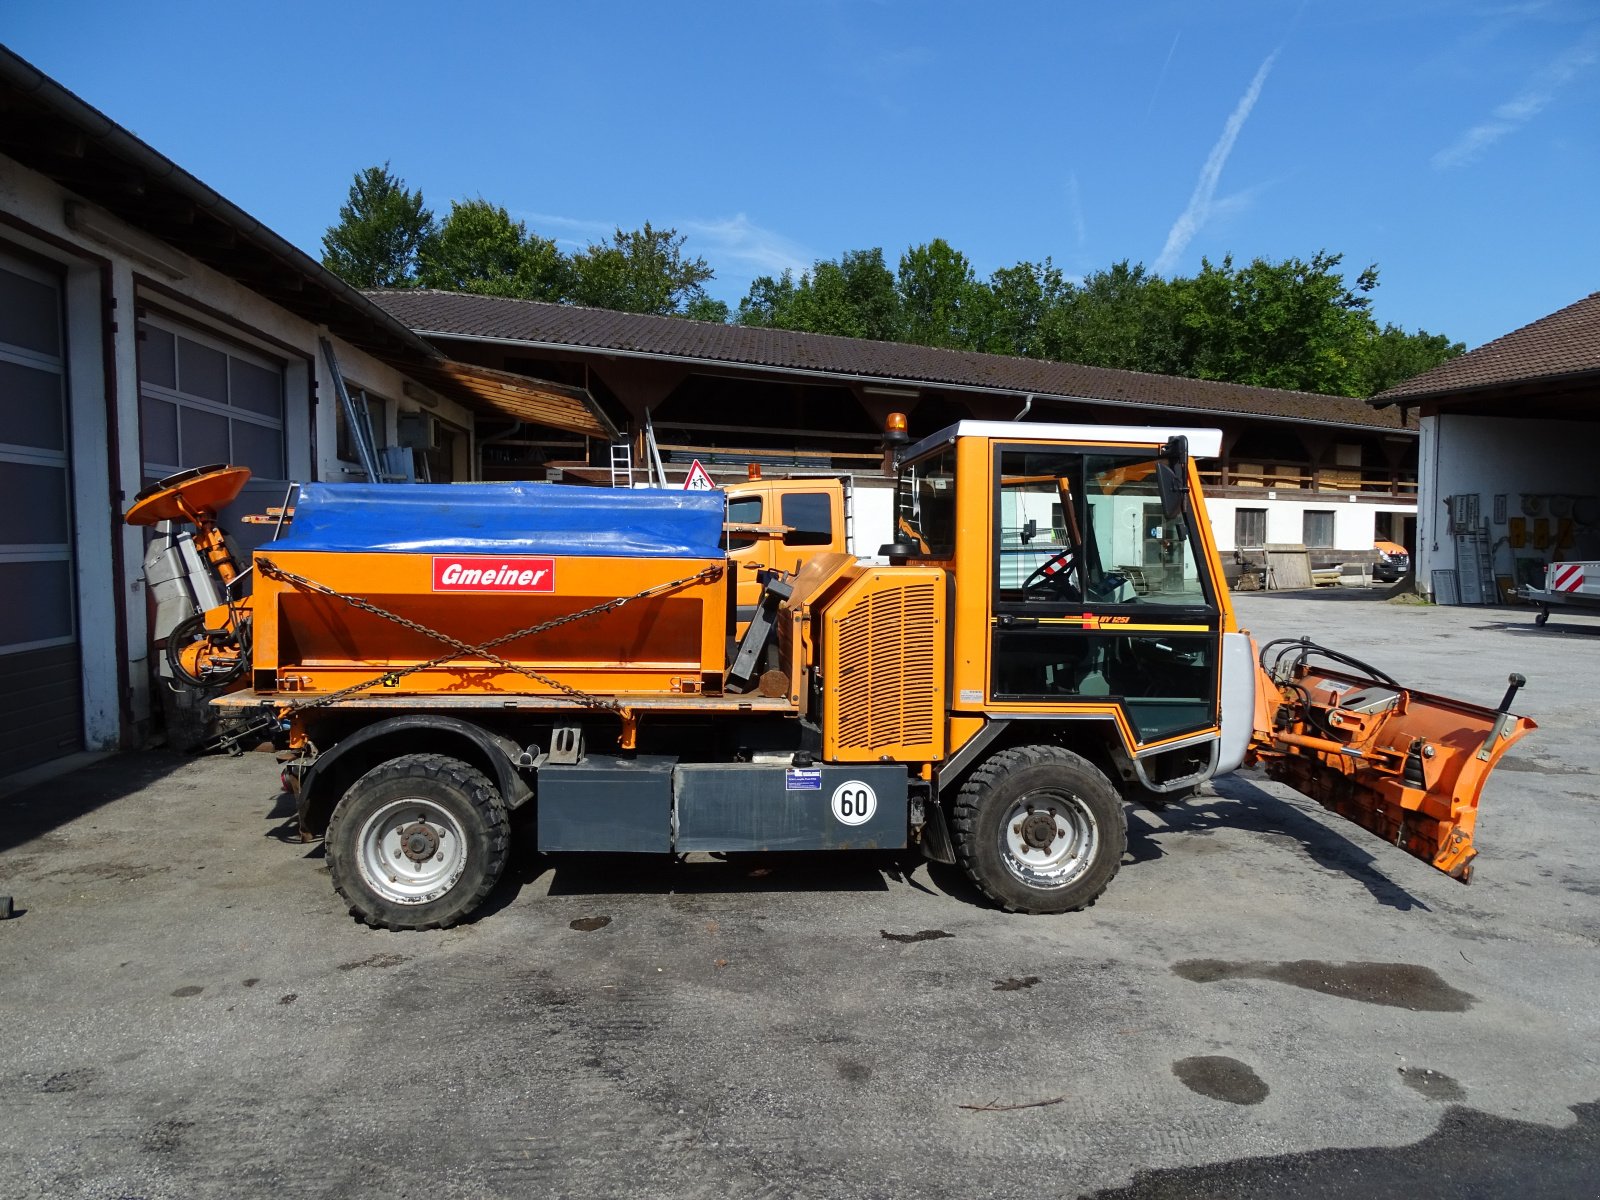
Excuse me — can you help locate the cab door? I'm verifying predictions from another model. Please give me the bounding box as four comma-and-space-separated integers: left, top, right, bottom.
724, 482, 845, 634
988, 444, 1223, 747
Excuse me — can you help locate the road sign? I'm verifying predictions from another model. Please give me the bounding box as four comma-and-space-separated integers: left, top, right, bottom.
683, 459, 715, 491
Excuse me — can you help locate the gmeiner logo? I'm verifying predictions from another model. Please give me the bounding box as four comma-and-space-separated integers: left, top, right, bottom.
432, 556, 556, 592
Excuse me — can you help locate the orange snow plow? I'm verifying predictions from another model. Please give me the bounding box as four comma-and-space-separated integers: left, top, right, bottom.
1250, 639, 1535, 882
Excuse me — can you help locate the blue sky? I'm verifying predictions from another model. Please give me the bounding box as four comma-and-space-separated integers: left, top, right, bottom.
7, 1, 1598, 348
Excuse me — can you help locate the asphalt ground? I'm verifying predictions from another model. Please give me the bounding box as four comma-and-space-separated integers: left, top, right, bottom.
1, 592, 1596, 1199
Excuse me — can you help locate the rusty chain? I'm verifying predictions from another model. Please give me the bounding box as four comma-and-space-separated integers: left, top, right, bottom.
250, 556, 722, 719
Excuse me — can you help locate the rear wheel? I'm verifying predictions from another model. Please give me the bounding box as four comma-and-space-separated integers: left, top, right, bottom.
952, 745, 1126, 913
326, 753, 509, 930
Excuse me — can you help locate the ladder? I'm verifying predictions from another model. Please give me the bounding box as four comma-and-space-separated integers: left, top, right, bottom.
1454, 520, 1494, 605
319, 338, 385, 484
643, 409, 668, 488
609, 441, 633, 489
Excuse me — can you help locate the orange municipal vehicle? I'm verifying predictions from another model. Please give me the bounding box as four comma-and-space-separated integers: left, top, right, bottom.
128, 419, 1534, 930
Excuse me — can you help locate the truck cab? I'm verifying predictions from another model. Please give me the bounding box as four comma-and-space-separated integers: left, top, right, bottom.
723, 476, 847, 632
883, 420, 1248, 795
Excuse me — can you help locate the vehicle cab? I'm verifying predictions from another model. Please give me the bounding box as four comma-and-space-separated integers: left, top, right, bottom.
884, 420, 1249, 793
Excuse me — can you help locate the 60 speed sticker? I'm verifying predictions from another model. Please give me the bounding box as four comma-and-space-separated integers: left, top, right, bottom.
831, 780, 877, 826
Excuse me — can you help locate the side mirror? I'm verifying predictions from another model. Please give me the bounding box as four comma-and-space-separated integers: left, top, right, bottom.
1157, 435, 1190, 521
1020, 518, 1038, 545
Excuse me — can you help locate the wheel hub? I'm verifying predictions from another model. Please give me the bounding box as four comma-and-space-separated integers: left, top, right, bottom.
399, 820, 440, 863
999, 789, 1098, 890
1019, 810, 1059, 851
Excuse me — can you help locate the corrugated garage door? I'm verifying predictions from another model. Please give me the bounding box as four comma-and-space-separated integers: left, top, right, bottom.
137, 314, 286, 553
0, 251, 83, 776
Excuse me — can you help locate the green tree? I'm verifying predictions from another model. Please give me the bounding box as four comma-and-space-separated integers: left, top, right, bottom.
1037, 261, 1183, 373
977, 258, 1069, 357
681, 295, 732, 323
320, 164, 434, 289
897, 239, 986, 349
570, 223, 715, 315
1358, 324, 1464, 395
416, 199, 569, 300
1169, 251, 1379, 394
739, 248, 902, 340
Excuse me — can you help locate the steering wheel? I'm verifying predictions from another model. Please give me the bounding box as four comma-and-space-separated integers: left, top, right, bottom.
1023, 549, 1080, 599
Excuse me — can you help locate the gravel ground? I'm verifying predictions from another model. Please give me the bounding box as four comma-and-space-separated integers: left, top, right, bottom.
0, 591, 1595, 1199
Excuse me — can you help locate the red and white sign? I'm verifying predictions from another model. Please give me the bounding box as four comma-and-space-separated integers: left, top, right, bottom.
683, 458, 716, 491
1550, 563, 1586, 593
432, 556, 555, 592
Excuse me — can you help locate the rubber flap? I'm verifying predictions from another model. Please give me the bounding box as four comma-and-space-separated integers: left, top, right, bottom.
268, 483, 725, 558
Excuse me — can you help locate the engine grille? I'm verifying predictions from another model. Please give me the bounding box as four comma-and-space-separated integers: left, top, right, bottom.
824, 570, 945, 761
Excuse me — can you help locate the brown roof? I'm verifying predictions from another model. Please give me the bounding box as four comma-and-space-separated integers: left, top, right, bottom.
1373, 290, 1600, 405
368, 290, 1411, 433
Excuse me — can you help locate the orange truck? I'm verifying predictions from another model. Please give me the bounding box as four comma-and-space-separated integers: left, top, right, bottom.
129, 419, 1533, 930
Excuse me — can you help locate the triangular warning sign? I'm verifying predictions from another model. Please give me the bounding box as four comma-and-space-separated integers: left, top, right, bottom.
683, 459, 716, 490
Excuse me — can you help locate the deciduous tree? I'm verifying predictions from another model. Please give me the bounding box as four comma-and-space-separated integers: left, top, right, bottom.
571, 223, 714, 315
416, 200, 569, 300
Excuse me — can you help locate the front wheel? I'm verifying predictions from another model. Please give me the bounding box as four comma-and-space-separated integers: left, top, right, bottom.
326, 753, 509, 930
951, 745, 1126, 913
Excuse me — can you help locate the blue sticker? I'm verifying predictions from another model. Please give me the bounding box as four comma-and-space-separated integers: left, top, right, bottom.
785, 768, 823, 791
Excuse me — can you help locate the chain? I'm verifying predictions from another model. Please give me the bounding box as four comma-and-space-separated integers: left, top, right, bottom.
252, 556, 722, 717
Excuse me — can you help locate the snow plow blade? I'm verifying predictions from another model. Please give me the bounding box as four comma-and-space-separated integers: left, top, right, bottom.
1250, 639, 1535, 883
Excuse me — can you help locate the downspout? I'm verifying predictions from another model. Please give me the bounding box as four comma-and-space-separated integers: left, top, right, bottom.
478, 421, 524, 481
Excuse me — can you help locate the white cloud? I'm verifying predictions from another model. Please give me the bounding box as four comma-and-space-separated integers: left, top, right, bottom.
1146, 32, 1181, 118
1066, 173, 1087, 249
1153, 49, 1278, 277
1432, 28, 1600, 169
516, 210, 809, 281
517, 211, 615, 252
677, 214, 813, 279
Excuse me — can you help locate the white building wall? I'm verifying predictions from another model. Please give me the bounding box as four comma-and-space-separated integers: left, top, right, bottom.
1417, 413, 1599, 598
0, 153, 479, 758
1204, 494, 1414, 554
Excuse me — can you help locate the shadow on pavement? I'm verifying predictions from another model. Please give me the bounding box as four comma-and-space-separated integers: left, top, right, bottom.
1124, 770, 1430, 913
1089, 1099, 1600, 1200
466, 846, 903, 922
1470, 616, 1600, 637
0, 750, 192, 855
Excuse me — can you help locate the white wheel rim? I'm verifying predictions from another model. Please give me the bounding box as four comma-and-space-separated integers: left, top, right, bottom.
998, 789, 1099, 890
355, 798, 468, 906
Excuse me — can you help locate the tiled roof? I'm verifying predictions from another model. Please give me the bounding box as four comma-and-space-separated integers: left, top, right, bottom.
1373, 290, 1600, 404
368, 290, 1411, 433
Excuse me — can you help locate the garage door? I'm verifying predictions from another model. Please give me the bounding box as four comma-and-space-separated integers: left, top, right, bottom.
0, 252, 83, 776
137, 314, 287, 553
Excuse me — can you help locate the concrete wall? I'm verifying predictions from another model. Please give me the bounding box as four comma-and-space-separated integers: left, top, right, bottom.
1418, 413, 1600, 599
0, 154, 477, 763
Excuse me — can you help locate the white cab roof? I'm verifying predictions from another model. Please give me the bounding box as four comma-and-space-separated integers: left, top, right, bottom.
901, 420, 1224, 462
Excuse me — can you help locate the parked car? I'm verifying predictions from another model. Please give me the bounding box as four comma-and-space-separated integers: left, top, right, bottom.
1373, 539, 1410, 582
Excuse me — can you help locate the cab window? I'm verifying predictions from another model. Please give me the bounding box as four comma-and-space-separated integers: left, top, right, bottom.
724, 495, 762, 552
894, 445, 957, 557
781, 492, 833, 547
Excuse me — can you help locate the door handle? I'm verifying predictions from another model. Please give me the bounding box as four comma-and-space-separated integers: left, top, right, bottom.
997, 614, 1039, 628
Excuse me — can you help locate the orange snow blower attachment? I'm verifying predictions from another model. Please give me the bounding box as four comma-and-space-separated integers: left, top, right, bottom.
1250, 638, 1535, 882
125, 464, 255, 688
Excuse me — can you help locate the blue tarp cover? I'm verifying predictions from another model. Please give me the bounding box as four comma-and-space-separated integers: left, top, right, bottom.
268, 483, 726, 558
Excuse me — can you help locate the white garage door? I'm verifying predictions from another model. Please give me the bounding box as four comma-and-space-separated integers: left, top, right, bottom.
0, 251, 82, 776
